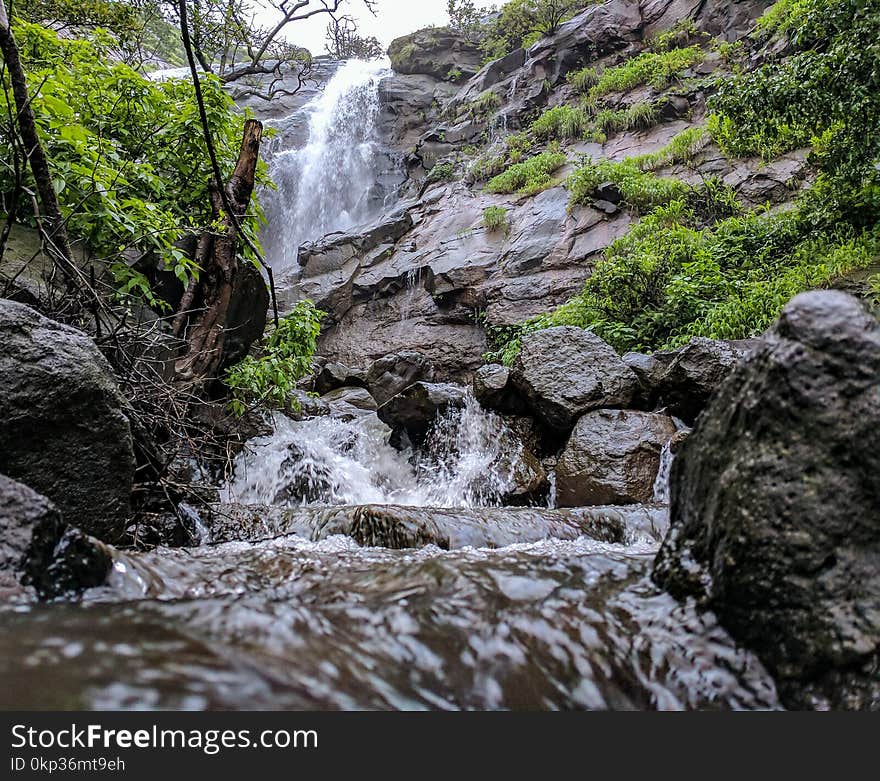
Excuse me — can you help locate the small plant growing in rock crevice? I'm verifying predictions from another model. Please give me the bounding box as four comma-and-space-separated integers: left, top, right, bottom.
426, 161, 457, 184
486, 148, 568, 196
483, 205, 510, 233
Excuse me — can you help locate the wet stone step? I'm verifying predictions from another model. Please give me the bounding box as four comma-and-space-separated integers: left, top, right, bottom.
206, 502, 669, 550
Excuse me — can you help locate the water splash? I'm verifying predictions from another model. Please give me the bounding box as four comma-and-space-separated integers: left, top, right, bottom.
261, 59, 392, 270
652, 440, 675, 505
223, 395, 528, 508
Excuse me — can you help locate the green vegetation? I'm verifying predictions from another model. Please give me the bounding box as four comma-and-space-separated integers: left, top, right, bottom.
469, 90, 503, 118
528, 98, 670, 145
486, 149, 567, 196
593, 101, 660, 136
567, 66, 599, 94
481, 0, 600, 62
483, 205, 509, 233
568, 159, 689, 211
630, 126, 711, 171
226, 301, 324, 416
588, 45, 705, 99
709, 0, 880, 185
648, 19, 699, 52
489, 181, 880, 360
469, 133, 533, 182
0, 21, 267, 305
488, 0, 880, 362
426, 162, 457, 184
530, 104, 591, 141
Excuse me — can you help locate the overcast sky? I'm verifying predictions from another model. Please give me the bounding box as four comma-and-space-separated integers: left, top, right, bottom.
257, 0, 500, 55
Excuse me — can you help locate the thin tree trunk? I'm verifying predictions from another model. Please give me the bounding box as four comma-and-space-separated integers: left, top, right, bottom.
0, 0, 74, 266
175, 118, 263, 382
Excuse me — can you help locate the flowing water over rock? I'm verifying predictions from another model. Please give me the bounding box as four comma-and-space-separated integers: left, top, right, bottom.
223, 396, 528, 508
0, 396, 782, 710
0, 52, 784, 711
0, 536, 780, 710
261, 59, 397, 271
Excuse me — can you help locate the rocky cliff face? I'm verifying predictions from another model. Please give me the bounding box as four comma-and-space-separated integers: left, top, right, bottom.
277, 0, 794, 380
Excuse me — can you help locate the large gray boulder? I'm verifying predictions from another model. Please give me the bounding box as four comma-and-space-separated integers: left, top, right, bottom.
511, 327, 638, 431
653, 291, 880, 710
0, 474, 64, 594
556, 410, 677, 507
0, 301, 135, 542
472, 364, 527, 414
366, 350, 436, 406
649, 338, 747, 423
388, 27, 483, 81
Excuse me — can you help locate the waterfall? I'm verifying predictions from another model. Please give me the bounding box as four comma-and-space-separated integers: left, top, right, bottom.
260, 59, 393, 270
223, 395, 528, 509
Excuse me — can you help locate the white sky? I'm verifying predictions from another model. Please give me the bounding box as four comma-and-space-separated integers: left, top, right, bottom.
255, 0, 500, 55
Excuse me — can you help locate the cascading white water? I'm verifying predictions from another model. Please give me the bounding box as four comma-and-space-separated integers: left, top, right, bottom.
261, 59, 392, 270
223, 395, 529, 509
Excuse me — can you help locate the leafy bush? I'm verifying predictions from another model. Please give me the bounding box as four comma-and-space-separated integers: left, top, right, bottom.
481, 0, 599, 62
483, 205, 509, 232
489, 178, 880, 360
226, 301, 324, 416
0, 22, 268, 305
588, 45, 705, 98
568, 159, 689, 210
708, 0, 880, 187
486, 149, 567, 195
426, 162, 457, 184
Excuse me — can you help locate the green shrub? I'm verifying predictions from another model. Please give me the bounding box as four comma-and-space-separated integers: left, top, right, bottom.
568, 159, 689, 210
469, 90, 503, 118
486, 150, 568, 195
469, 133, 534, 182
0, 21, 268, 306
589, 45, 705, 98
226, 301, 324, 416
648, 19, 699, 52
426, 162, 457, 184
708, 0, 880, 187
489, 177, 880, 360
483, 205, 509, 232
480, 0, 599, 62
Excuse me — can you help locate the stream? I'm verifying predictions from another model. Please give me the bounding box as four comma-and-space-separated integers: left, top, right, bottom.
0, 61, 782, 711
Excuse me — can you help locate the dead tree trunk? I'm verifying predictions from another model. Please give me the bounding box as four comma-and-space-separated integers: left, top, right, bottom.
174, 118, 263, 382
0, 0, 74, 267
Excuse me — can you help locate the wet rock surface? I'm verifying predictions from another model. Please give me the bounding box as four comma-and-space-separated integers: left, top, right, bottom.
0, 475, 64, 595
473, 364, 528, 415
0, 301, 135, 542
511, 327, 639, 432
654, 291, 880, 710
388, 28, 483, 82
365, 350, 436, 405
556, 410, 677, 507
